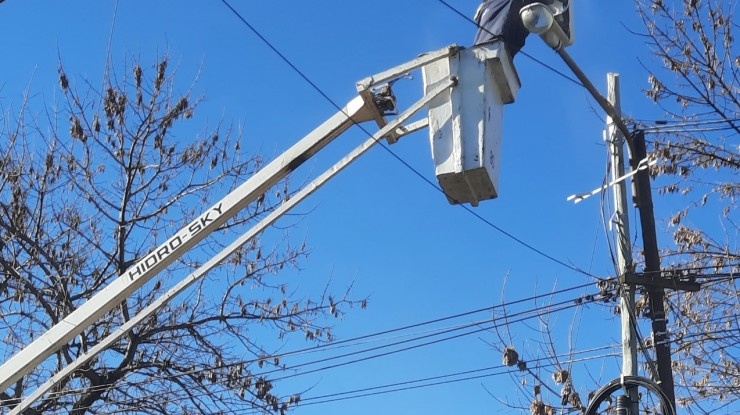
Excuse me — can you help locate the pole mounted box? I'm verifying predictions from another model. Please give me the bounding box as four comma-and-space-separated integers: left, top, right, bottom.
422, 42, 520, 206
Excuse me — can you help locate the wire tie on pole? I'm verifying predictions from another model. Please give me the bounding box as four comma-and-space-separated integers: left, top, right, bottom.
567, 158, 657, 204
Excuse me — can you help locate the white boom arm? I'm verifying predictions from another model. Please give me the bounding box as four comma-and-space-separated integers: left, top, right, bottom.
0, 95, 374, 394
8, 77, 455, 414
0, 46, 461, 404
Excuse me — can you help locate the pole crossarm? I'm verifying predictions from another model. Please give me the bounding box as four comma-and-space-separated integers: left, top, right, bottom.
620, 272, 701, 292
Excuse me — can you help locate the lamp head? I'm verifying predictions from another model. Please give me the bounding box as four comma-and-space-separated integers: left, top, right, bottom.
520, 3, 569, 50
520, 3, 554, 34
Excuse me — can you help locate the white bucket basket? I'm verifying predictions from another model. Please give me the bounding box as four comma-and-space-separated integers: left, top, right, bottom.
422, 42, 520, 206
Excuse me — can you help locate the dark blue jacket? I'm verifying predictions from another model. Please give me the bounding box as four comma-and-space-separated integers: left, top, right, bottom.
474, 0, 557, 57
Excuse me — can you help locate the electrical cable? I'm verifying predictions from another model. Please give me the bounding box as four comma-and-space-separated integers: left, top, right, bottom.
36, 263, 734, 412
35, 328, 623, 415
264, 293, 606, 383
662, 264, 739, 273
46, 325, 726, 415
642, 125, 739, 134
296, 352, 619, 408
40, 289, 603, 403
63, 347, 623, 415
83, 309, 719, 415
6, 280, 607, 409
5, 286, 614, 410
49, 270, 736, 410
638, 117, 740, 131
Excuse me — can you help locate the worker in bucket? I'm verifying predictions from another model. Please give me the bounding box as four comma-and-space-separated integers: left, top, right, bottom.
474, 0, 568, 57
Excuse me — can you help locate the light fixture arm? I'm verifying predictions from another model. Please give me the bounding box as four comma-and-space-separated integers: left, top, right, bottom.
520, 3, 634, 156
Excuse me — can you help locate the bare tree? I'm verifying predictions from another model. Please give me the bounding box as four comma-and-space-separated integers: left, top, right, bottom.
635, 0, 739, 411
485, 280, 622, 415
0, 55, 362, 414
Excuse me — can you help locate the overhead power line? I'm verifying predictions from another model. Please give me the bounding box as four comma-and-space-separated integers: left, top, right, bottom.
296, 349, 621, 409
638, 117, 740, 131
643, 125, 739, 134
52, 320, 729, 415
4, 284, 614, 410
35, 344, 624, 415
50, 285, 728, 412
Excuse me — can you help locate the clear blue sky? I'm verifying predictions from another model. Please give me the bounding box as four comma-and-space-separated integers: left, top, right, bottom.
0, 1, 705, 414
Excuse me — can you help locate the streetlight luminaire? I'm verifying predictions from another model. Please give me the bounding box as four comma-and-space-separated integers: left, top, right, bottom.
520, 3, 569, 50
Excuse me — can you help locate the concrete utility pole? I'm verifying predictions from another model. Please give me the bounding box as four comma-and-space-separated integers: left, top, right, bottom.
607, 73, 639, 413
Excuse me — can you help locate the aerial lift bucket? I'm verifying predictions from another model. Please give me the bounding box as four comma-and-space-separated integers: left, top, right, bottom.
422, 42, 520, 206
